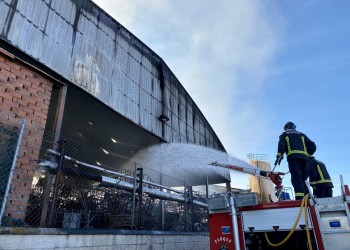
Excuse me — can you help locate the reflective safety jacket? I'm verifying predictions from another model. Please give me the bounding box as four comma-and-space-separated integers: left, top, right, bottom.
277, 129, 316, 161
309, 157, 333, 188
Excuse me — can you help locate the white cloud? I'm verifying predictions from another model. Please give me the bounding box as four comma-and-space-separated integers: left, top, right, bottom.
94, 0, 283, 160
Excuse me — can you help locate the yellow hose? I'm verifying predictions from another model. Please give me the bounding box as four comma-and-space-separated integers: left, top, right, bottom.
264, 194, 311, 248
304, 195, 312, 250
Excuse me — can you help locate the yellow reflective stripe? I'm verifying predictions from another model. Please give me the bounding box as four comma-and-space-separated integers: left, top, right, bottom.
285, 135, 308, 156
285, 136, 291, 154
277, 153, 282, 156
295, 192, 304, 197
301, 136, 307, 153
317, 165, 325, 180
287, 150, 309, 156
310, 179, 332, 185
310, 164, 331, 185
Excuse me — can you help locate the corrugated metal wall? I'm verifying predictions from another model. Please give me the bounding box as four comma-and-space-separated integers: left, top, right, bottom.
0, 0, 224, 151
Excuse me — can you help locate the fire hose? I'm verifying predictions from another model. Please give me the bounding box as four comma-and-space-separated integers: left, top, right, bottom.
264, 194, 313, 250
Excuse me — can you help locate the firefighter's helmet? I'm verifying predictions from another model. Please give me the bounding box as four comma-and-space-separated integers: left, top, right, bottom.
284, 121, 296, 130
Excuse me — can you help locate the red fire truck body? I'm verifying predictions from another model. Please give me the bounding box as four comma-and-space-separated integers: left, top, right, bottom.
208, 162, 350, 250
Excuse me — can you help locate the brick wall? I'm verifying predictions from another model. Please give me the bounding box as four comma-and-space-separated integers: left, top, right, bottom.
0, 49, 53, 221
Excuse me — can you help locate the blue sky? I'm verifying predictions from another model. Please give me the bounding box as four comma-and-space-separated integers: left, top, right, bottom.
94, 0, 350, 196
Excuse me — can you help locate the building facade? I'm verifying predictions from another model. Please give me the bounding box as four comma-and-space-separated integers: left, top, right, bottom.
0, 0, 224, 151
0, 0, 226, 229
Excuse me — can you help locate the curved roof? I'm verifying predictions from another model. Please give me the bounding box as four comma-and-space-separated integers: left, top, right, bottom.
0, 0, 225, 152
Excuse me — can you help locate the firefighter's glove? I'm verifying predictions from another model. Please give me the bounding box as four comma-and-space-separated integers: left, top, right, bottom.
274, 155, 283, 166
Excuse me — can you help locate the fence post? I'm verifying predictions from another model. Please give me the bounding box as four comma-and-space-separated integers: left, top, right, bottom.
187, 185, 194, 231
137, 167, 143, 229
39, 172, 54, 227
206, 176, 209, 198
131, 162, 137, 229
184, 182, 187, 231
160, 172, 165, 231
48, 139, 66, 226
0, 119, 26, 226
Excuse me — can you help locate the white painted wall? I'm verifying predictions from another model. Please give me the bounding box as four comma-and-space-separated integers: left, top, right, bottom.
0, 233, 209, 250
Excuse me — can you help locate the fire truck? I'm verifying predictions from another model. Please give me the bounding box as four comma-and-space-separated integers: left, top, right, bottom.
208, 162, 350, 250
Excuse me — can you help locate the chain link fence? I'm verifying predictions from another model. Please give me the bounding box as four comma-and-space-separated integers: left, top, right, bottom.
0, 113, 208, 231
0, 115, 21, 226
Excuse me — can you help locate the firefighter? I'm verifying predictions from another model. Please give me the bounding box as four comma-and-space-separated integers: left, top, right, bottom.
275, 122, 316, 200
309, 156, 333, 198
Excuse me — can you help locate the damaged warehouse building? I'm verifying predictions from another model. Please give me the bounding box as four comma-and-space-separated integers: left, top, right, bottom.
0, 0, 234, 248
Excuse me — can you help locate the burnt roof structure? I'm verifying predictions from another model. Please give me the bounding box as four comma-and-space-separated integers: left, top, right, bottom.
0, 0, 226, 179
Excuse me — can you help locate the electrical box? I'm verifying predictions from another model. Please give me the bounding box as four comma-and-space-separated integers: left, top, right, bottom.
234, 192, 258, 207
208, 195, 229, 212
